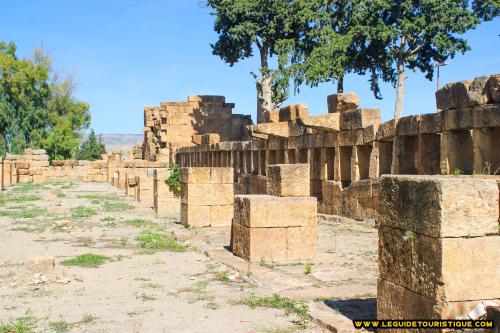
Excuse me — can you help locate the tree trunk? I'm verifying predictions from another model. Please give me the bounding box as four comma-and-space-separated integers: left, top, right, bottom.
394, 37, 406, 120
394, 54, 406, 120
256, 46, 273, 124
337, 75, 344, 94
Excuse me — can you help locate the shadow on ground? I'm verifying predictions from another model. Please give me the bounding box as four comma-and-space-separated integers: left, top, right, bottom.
324, 298, 376, 320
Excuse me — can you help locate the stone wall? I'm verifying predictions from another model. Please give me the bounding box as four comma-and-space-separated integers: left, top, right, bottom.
176, 74, 500, 221
377, 175, 500, 324
143, 95, 252, 163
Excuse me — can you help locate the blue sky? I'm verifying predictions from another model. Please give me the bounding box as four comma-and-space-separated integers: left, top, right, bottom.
1, 0, 499, 134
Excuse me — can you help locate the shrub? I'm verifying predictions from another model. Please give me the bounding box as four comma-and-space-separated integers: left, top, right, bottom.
165, 163, 181, 198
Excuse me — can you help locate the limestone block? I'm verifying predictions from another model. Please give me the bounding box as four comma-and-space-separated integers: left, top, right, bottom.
327, 92, 360, 113
263, 110, 280, 123
340, 108, 381, 130
436, 76, 489, 111
233, 195, 317, 228
18, 175, 32, 183
286, 226, 316, 261
487, 74, 500, 103
249, 123, 289, 138
192, 134, 202, 145
26, 256, 55, 273
376, 120, 396, 141
180, 167, 211, 184
377, 278, 497, 321
419, 113, 442, 133
338, 129, 364, 146
443, 108, 473, 130
379, 226, 500, 301
201, 133, 220, 145
279, 104, 309, 122
181, 183, 234, 206
266, 164, 310, 197
210, 167, 233, 184
379, 176, 499, 238
299, 114, 340, 132
231, 222, 287, 262
396, 115, 420, 136
209, 205, 233, 227
472, 104, 500, 128
181, 203, 210, 227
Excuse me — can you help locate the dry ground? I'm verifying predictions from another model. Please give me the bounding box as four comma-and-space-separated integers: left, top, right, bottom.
0, 181, 377, 333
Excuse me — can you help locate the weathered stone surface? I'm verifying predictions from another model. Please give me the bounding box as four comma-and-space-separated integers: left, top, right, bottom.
210, 167, 233, 184
249, 123, 289, 138
266, 163, 310, 197
377, 278, 498, 321
179, 167, 211, 184
26, 256, 55, 273
231, 222, 287, 262
376, 120, 396, 141
340, 109, 381, 130
299, 114, 340, 132
233, 195, 317, 228
286, 226, 316, 261
262, 110, 280, 123
379, 176, 499, 238
209, 205, 233, 227
436, 76, 490, 111
327, 92, 360, 113
396, 115, 420, 136
472, 104, 500, 128
487, 74, 500, 103
279, 104, 308, 122
181, 204, 210, 227
379, 225, 500, 301
181, 183, 234, 206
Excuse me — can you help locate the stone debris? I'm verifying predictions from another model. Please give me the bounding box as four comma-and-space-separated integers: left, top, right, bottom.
26, 256, 55, 273
327, 92, 360, 113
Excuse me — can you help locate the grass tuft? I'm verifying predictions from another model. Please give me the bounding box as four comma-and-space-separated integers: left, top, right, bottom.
9, 195, 41, 202
61, 253, 110, 268
12, 183, 46, 193
71, 206, 97, 218
103, 202, 134, 211
0, 207, 47, 219
0, 315, 37, 333
235, 294, 311, 328
78, 194, 121, 201
124, 218, 152, 228
136, 229, 185, 254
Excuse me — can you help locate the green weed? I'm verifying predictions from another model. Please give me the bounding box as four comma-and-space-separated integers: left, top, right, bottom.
136, 229, 185, 254
124, 218, 152, 228
71, 206, 97, 218
103, 202, 133, 211
0, 315, 37, 333
61, 253, 110, 268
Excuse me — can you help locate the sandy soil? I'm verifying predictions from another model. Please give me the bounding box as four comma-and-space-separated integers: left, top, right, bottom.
0, 180, 378, 332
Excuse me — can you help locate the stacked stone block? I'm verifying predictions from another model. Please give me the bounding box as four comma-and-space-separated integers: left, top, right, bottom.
180, 167, 234, 227
135, 170, 154, 203
231, 164, 317, 262
153, 169, 180, 216
377, 175, 500, 322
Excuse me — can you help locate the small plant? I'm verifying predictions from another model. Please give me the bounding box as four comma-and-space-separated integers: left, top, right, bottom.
103, 202, 134, 211
0, 315, 37, 333
124, 218, 152, 228
55, 191, 66, 198
259, 258, 273, 268
304, 262, 313, 275
217, 271, 231, 282
450, 167, 463, 175
0, 207, 47, 219
81, 314, 96, 323
61, 253, 110, 268
136, 229, 186, 254
10, 195, 41, 202
403, 230, 415, 241
165, 163, 181, 198
12, 183, 46, 193
235, 294, 311, 328
71, 206, 97, 218
48, 320, 70, 333
78, 194, 121, 201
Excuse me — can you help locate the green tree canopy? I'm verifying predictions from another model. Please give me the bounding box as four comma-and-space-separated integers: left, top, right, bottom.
0, 41, 90, 159
356, 0, 499, 119
207, 0, 306, 123
75, 129, 106, 161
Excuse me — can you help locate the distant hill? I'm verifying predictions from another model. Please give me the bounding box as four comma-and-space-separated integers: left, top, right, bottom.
83, 133, 143, 153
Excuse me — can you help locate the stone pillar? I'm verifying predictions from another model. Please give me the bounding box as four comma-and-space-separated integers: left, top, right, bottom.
231, 163, 317, 262
153, 169, 180, 217
180, 167, 234, 228
378, 176, 500, 323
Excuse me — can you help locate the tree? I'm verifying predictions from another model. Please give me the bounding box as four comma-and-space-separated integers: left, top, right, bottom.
75, 129, 106, 161
0, 41, 90, 159
278, 0, 367, 94
206, 0, 305, 123
357, 0, 499, 119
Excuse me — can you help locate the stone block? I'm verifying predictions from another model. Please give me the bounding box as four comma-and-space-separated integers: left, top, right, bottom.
487, 74, 500, 103
263, 110, 280, 123
472, 104, 500, 128
340, 108, 380, 130
379, 226, 500, 301
26, 256, 55, 273
327, 92, 360, 113
299, 114, 340, 132
396, 115, 420, 136
286, 226, 316, 261
209, 205, 233, 227
266, 164, 310, 197
379, 176, 499, 238
436, 76, 490, 111
180, 167, 211, 184
231, 222, 287, 262
210, 167, 233, 184
181, 183, 234, 206
377, 278, 497, 321
418, 113, 442, 133
181, 204, 210, 227
279, 104, 309, 122
233, 195, 317, 228
376, 120, 396, 141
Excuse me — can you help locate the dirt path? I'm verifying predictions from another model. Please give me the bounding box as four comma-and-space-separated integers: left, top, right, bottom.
0, 181, 326, 333
0, 181, 379, 332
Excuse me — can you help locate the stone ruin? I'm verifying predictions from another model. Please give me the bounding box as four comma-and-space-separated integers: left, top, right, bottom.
1, 76, 500, 322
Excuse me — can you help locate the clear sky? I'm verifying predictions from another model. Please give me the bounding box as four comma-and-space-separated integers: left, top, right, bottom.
1, 0, 499, 134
